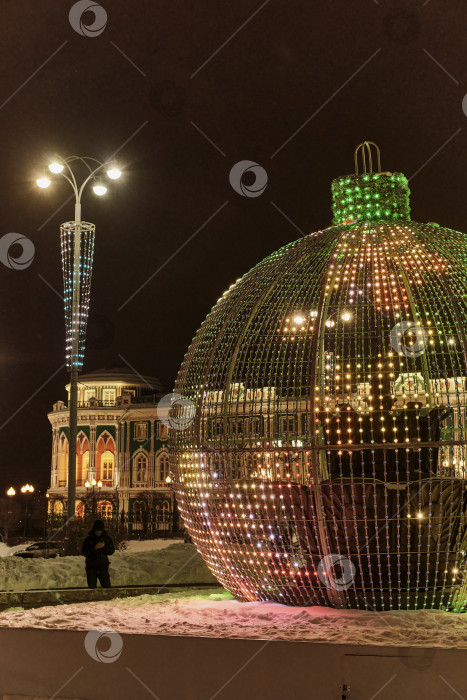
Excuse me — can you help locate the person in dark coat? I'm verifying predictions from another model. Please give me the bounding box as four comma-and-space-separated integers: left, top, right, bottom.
81, 519, 115, 588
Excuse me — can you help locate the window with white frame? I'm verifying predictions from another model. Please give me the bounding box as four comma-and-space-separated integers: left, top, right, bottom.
133, 500, 145, 524
84, 389, 97, 404
102, 389, 116, 404
161, 501, 169, 522
135, 453, 147, 482
230, 419, 243, 435
280, 416, 296, 434
101, 450, 114, 480
158, 453, 169, 481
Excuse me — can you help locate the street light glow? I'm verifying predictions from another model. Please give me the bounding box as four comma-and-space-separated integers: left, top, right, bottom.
6, 487, 15, 496
21, 484, 34, 494
107, 167, 121, 180
93, 183, 107, 196
49, 162, 64, 174
37, 177, 51, 188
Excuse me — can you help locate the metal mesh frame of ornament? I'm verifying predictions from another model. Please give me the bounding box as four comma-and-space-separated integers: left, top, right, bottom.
60, 221, 95, 370
171, 155, 467, 611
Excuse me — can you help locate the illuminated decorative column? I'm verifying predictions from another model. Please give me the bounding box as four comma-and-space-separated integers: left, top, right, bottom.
61, 218, 95, 518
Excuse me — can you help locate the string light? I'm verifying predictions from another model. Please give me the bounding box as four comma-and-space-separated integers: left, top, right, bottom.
60, 221, 95, 370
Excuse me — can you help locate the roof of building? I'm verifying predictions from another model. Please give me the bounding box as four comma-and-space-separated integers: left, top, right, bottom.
72, 365, 164, 391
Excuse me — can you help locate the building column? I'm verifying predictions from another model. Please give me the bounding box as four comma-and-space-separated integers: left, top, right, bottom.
126, 419, 131, 487
89, 425, 97, 481
51, 427, 58, 487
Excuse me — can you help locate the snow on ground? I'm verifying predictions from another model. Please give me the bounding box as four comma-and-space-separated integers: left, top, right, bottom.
0, 538, 178, 558
0, 542, 35, 557
0, 587, 466, 649
124, 538, 183, 553
0, 543, 216, 591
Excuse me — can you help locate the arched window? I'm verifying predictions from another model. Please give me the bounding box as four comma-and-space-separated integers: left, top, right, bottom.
161, 501, 169, 522
98, 501, 113, 520
82, 451, 89, 481
133, 500, 145, 523
158, 453, 169, 481
101, 450, 114, 481
75, 501, 84, 519
135, 453, 147, 482
54, 501, 64, 515
58, 435, 68, 486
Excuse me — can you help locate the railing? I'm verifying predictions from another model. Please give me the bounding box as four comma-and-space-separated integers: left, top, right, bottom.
54, 480, 171, 490
77, 400, 119, 408
54, 395, 160, 410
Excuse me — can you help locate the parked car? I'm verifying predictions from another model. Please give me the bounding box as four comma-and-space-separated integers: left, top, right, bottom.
14, 542, 65, 559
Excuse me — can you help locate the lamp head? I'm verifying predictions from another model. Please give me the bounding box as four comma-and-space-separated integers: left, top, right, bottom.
48, 162, 64, 174
93, 183, 107, 196
106, 167, 121, 180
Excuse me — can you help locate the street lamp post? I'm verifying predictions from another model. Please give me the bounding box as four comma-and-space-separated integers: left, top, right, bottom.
20, 484, 34, 537
37, 157, 122, 528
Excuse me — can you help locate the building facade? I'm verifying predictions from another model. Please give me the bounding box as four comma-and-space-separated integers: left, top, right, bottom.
47, 367, 175, 535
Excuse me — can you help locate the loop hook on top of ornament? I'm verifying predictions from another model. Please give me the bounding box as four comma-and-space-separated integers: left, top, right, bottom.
354, 141, 382, 175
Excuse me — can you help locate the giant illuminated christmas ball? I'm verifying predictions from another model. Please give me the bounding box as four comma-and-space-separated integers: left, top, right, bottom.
171, 142, 467, 611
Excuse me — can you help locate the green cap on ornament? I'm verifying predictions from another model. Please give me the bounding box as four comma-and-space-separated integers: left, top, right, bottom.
331, 141, 411, 225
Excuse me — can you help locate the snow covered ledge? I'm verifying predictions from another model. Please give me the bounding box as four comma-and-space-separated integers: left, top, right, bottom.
1, 590, 467, 699
0, 625, 466, 700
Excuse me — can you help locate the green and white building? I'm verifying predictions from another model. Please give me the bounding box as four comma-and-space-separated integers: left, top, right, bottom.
47, 367, 175, 535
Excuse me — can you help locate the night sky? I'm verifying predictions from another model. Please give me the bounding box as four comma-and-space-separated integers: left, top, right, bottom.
0, 0, 466, 494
